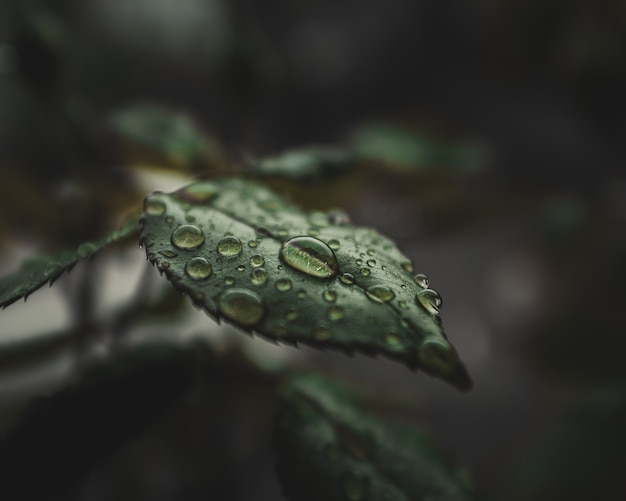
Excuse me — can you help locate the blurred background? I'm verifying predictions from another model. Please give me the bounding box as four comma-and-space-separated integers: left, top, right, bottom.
1, 0, 626, 500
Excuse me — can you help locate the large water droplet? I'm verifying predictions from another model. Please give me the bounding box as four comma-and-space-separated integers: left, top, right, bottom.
185, 257, 212, 280
413, 273, 429, 288
175, 181, 218, 205
365, 285, 395, 303
416, 288, 442, 314
249, 255, 265, 268
217, 236, 243, 257
172, 224, 205, 249
145, 199, 166, 215
275, 278, 292, 291
279, 236, 339, 279
340, 471, 370, 501
43, 261, 62, 278
250, 268, 268, 285
218, 288, 265, 326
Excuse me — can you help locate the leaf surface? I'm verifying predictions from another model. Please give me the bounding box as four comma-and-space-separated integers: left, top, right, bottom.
0, 218, 138, 308
139, 179, 471, 389
252, 147, 355, 181
274, 373, 475, 501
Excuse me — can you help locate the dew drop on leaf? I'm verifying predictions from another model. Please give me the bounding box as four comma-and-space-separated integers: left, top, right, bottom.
416, 288, 442, 314
366, 259, 376, 267
323, 289, 337, 302
171, 224, 205, 249
217, 236, 243, 257
249, 254, 265, 268
413, 273, 429, 288
384, 332, 401, 346
250, 268, 269, 285
159, 249, 178, 258
340, 470, 370, 501
224, 276, 235, 286
328, 239, 341, 250
279, 236, 339, 279
401, 261, 414, 274
77, 242, 98, 258
340, 273, 355, 285
174, 181, 218, 205
43, 261, 62, 278
218, 288, 265, 326
185, 257, 212, 280
275, 278, 293, 291
145, 199, 166, 215
360, 268, 371, 276
365, 285, 395, 303
328, 306, 345, 321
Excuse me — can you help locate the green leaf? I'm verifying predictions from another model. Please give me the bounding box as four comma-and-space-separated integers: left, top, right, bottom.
108, 102, 223, 169
252, 147, 355, 181
0, 217, 138, 308
139, 179, 471, 390
275, 373, 475, 501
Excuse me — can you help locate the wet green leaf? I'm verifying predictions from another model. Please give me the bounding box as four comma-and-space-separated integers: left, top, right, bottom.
108, 103, 223, 169
139, 179, 471, 390
275, 373, 474, 501
252, 147, 355, 181
0, 217, 138, 308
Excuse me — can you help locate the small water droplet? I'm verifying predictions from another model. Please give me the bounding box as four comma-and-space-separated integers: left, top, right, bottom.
324, 444, 342, 462
366, 249, 375, 256
323, 290, 337, 302
250, 268, 268, 285
401, 261, 414, 273
175, 181, 218, 205
165, 215, 175, 224
249, 255, 265, 268
340, 273, 355, 285
416, 288, 442, 314
161, 261, 170, 268
309, 211, 328, 227
398, 300, 408, 309
307, 228, 320, 236
145, 199, 166, 215
286, 309, 299, 321
217, 236, 243, 257
218, 288, 265, 326
365, 285, 395, 303
77, 242, 97, 258
399, 318, 409, 328
328, 306, 345, 321
43, 261, 62, 278
413, 273, 429, 289
356, 259, 363, 266
224, 276, 236, 286
328, 239, 340, 250
236, 264, 245, 272
172, 224, 205, 249
314, 326, 331, 340
277, 228, 289, 237
275, 278, 292, 291
340, 471, 370, 501
296, 290, 306, 298
366, 259, 376, 267
327, 208, 350, 225
185, 214, 196, 223
159, 249, 177, 258
385, 332, 401, 346
360, 268, 371, 276
279, 236, 339, 279
185, 257, 212, 279
248, 240, 258, 248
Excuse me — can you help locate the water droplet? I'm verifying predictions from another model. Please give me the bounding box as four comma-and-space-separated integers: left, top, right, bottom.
296, 290, 307, 298
309, 211, 328, 227
224, 276, 236, 286
385, 332, 401, 346
328, 306, 345, 321
328, 239, 340, 250
165, 215, 175, 224
419, 339, 456, 377
366, 259, 376, 267
279, 236, 339, 279
307, 228, 320, 236
360, 268, 371, 276
323, 290, 337, 302
366, 249, 375, 256
185, 214, 196, 223
314, 326, 331, 340
175, 181, 218, 205
340, 273, 355, 285
275, 278, 292, 291
77, 242, 97, 258
172, 224, 205, 249
416, 288, 442, 314
327, 208, 350, 225
236, 264, 245, 272
356, 259, 363, 266
250, 268, 268, 285
398, 300, 408, 309
161, 261, 170, 268
248, 240, 258, 248
185, 257, 212, 279
340, 471, 370, 501
286, 309, 299, 321
399, 318, 409, 328
145, 199, 166, 215
217, 236, 243, 257
277, 228, 289, 237
401, 261, 414, 273
365, 285, 395, 303
249, 255, 265, 268
159, 249, 177, 258
413, 273, 429, 288
324, 444, 342, 462
218, 288, 264, 326
43, 261, 62, 278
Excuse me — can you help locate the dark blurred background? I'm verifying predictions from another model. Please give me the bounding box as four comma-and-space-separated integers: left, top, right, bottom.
1, 1, 626, 500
